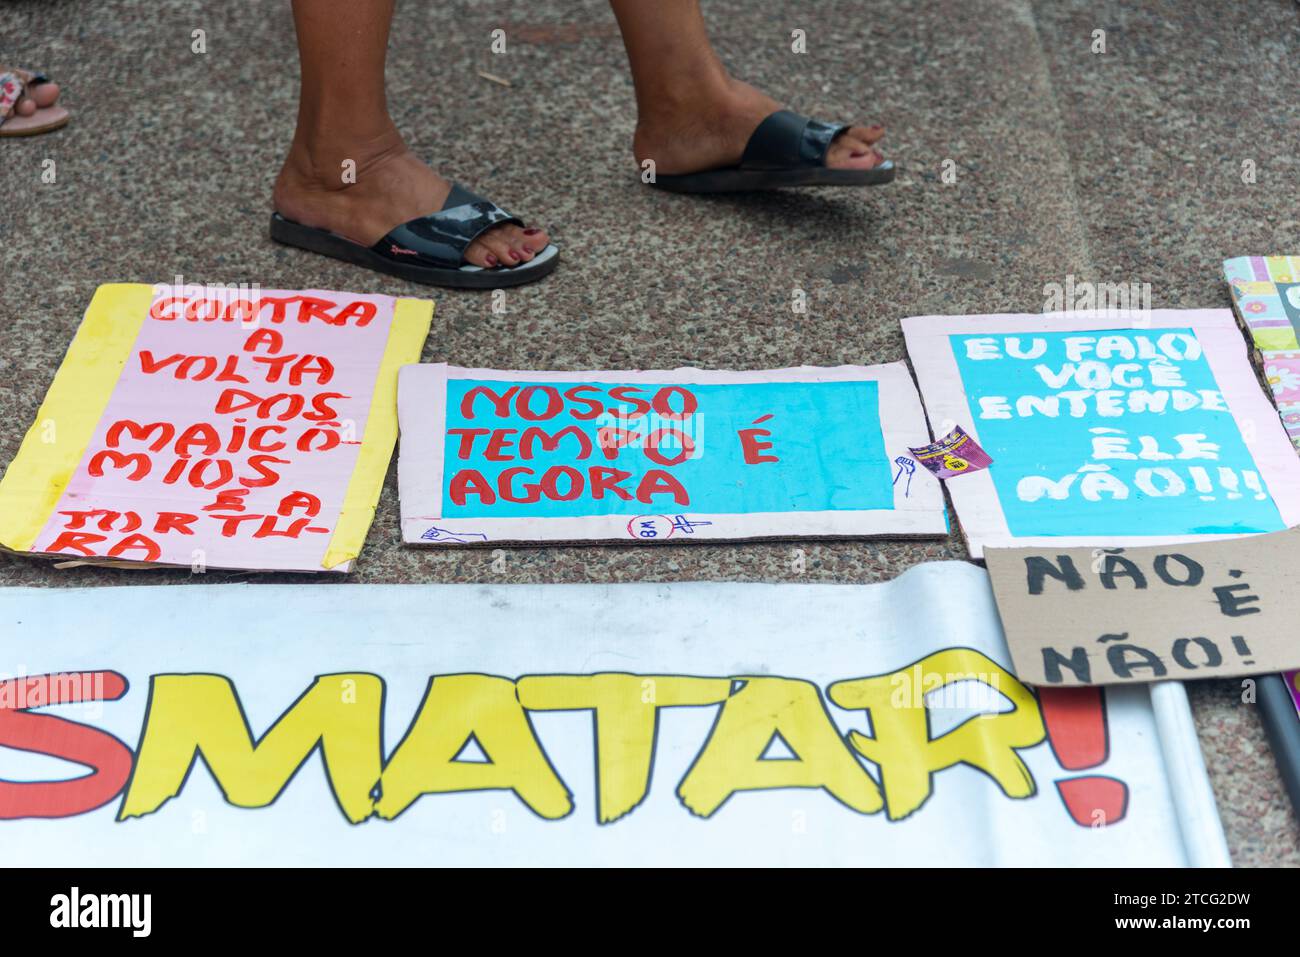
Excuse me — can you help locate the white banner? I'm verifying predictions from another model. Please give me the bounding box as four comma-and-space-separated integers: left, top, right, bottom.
0, 563, 1226, 866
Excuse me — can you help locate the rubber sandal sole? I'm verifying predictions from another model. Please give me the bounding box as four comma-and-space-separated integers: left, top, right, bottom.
0, 105, 69, 137
650, 159, 895, 194
269, 213, 559, 290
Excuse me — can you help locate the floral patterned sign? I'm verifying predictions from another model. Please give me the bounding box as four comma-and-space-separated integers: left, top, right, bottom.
1224, 256, 1300, 451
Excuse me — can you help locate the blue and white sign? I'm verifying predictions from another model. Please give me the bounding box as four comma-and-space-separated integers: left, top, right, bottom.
903, 310, 1300, 556
397, 363, 948, 545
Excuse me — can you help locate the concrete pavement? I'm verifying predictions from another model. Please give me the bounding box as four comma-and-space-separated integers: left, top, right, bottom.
3, 0, 1298, 864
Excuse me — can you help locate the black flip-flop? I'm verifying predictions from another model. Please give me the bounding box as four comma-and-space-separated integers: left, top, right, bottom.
269, 183, 559, 290
649, 110, 894, 194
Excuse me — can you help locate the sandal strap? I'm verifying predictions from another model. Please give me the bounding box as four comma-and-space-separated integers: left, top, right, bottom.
739, 110, 849, 171
0, 72, 24, 126
373, 183, 523, 268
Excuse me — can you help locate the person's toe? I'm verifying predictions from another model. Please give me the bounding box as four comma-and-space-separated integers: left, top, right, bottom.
851, 124, 885, 146
480, 228, 520, 267
501, 224, 541, 264
458, 222, 551, 270
14, 96, 36, 117
520, 225, 550, 257
462, 237, 500, 269
30, 81, 60, 108
826, 126, 885, 170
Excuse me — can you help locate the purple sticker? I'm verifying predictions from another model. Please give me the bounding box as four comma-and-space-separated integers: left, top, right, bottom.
909, 425, 993, 480
1285, 670, 1300, 719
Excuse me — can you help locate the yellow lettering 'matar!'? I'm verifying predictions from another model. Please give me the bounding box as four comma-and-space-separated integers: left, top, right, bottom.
119, 673, 383, 823
677, 677, 883, 818
375, 674, 572, 821
517, 673, 731, 823
829, 649, 1045, 821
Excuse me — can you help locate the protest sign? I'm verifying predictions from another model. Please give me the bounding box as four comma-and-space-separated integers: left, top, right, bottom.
0, 564, 1227, 865
1224, 255, 1300, 353
0, 283, 432, 572
902, 309, 1300, 557
984, 526, 1300, 686
397, 363, 947, 545
1223, 255, 1300, 450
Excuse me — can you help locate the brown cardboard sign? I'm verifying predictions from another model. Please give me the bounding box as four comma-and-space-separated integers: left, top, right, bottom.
984, 527, 1300, 686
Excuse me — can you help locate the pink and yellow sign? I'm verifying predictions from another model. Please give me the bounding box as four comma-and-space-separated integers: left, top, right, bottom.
0, 284, 432, 571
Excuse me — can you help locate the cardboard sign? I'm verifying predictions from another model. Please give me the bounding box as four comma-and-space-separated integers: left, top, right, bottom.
397, 363, 948, 545
0, 284, 432, 571
985, 526, 1300, 686
1224, 255, 1300, 352
1223, 255, 1300, 451
0, 565, 1228, 865
902, 309, 1300, 557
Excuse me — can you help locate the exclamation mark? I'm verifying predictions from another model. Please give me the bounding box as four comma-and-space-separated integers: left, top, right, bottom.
1232, 636, 1255, 666
1242, 471, 1267, 500
1217, 467, 1241, 500
1039, 686, 1129, 827
1188, 466, 1215, 501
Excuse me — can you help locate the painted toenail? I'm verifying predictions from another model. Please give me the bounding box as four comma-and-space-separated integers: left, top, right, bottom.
523, 228, 541, 236
851, 151, 869, 158
508, 251, 521, 262
523, 246, 535, 255
485, 254, 498, 267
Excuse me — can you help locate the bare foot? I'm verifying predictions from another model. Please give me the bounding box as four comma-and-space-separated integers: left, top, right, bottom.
633, 78, 885, 176
272, 128, 550, 270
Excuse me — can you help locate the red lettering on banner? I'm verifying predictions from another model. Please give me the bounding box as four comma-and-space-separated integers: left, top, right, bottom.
637, 470, 690, 505
485, 430, 517, 462
46, 290, 395, 565
278, 491, 322, 517
106, 420, 174, 451
608, 386, 651, 419
739, 415, 779, 464
107, 534, 161, 562
449, 470, 496, 506
334, 300, 377, 327
516, 386, 563, 421
45, 531, 107, 555
520, 426, 593, 460
651, 386, 698, 420
461, 386, 518, 419
597, 426, 642, 460
499, 467, 543, 503
448, 428, 490, 458
0, 671, 133, 819
564, 385, 604, 420
243, 329, 283, 353
643, 428, 695, 467
154, 512, 198, 534
88, 450, 151, 481
589, 467, 634, 500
